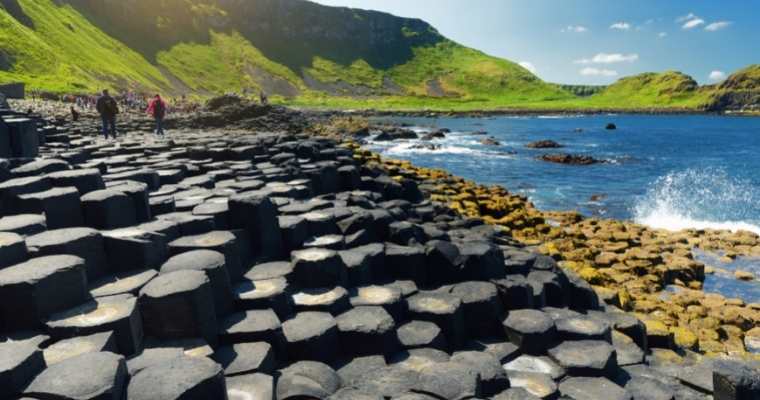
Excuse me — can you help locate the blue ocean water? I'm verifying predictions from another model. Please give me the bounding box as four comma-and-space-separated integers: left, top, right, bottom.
366, 114, 760, 301
368, 114, 760, 233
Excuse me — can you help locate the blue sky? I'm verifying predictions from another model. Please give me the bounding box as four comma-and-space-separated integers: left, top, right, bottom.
312, 0, 759, 85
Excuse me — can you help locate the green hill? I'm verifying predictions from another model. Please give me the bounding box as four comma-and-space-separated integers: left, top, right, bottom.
0, 0, 570, 106
0, 0, 757, 112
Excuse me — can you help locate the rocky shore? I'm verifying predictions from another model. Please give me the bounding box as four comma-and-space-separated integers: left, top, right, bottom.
0, 99, 759, 399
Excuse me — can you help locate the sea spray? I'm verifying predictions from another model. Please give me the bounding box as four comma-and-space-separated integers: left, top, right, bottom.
633, 167, 760, 234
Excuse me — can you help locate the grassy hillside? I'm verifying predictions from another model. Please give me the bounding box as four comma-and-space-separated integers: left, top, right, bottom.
0, 0, 756, 112
0, 0, 168, 92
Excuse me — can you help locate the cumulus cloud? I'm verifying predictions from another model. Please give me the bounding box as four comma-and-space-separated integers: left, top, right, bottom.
676, 13, 698, 23
518, 61, 537, 74
658, 32, 668, 38
574, 53, 639, 64
705, 21, 732, 31
709, 70, 726, 81
677, 13, 705, 29
580, 67, 618, 77
610, 22, 631, 31
682, 18, 705, 29
562, 25, 588, 33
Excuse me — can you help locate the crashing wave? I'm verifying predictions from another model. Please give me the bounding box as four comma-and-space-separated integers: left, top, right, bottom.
632, 167, 760, 235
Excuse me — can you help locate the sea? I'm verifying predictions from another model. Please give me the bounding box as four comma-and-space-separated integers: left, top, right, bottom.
366, 114, 760, 302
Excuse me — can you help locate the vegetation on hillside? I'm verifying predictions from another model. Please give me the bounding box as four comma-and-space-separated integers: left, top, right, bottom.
0, 0, 756, 112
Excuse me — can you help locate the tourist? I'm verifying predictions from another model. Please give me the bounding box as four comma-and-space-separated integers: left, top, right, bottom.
260, 90, 269, 106
70, 106, 79, 122
146, 94, 168, 136
96, 89, 119, 139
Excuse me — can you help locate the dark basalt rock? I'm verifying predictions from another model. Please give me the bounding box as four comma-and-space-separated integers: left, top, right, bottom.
526, 140, 563, 149
127, 355, 227, 400
558, 376, 631, 400
538, 153, 604, 165
407, 292, 465, 349
502, 309, 556, 355
212, 341, 276, 376
0, 340, 45, 398
606, 123, 618, 130
45, 293, 144, 356
336, 306, 398, 356
547, 340, 618, 378
712, 359, 760, 400
160, 249, 235, 315
24, 351, 128, 400
282, 311, 339, 362
0, 254, 88, 331
451, 351, 509, 396
138, 269, 218, 346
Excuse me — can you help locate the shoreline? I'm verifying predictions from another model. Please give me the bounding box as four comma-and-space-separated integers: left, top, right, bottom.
346, 138, 760, 358
299, 106, 760, 118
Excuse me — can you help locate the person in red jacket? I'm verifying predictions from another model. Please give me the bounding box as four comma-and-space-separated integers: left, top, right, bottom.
146, 94, 167, 136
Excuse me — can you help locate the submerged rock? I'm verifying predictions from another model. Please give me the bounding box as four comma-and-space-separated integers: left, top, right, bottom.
538, 153, 603, 165
526, 140, 563, 149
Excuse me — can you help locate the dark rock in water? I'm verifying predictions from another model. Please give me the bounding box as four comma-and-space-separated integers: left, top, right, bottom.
574, 128, 584, 133
374, 128, 418, 141
538, 153, 603, 165
421, 130, 446, 140
410, 143, 441, 151
471, 130, 488, 135
480, 137, 501, 146
606, 123, 617, 130
526, 140, 563, 149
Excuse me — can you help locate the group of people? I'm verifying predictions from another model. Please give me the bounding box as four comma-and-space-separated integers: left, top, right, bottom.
94, 89, 167, 139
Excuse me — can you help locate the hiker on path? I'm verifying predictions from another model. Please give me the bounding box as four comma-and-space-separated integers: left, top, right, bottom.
70, 106, 80, 122
259, 90, 269, 106
147, 94, 168, 136
96, 89, 119, 139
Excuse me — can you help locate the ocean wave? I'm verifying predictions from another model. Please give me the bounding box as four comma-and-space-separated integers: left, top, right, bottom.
633, 167, 760, 235
382, 142, 514, 158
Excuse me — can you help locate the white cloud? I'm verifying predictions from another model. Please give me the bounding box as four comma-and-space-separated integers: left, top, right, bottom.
562, 25, 588, 33
677, 12, 706, 29
518, 61, 537, 74
708, 70, 726, 81
705, 21, 732, 31
580, 67, 618, 77
610, 22, 631, 31
682, 18, 705, 29
658, 32, 668, 38
574, 53, 639, 64
676, 13, 698, 23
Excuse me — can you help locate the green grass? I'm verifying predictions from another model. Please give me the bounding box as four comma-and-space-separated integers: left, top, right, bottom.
0, 0, 168, 92
0, 0, 755, 112
156, 31, 304, 95
305, 57, 386, 89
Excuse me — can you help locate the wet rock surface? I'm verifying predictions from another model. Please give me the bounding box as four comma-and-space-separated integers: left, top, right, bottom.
0, 105, 757, 400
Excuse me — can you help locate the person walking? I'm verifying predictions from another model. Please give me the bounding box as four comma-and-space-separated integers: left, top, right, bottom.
96, 89, 119, 139
146, 94, 167, 136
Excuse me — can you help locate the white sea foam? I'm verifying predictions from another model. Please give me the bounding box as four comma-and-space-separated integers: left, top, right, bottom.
383, 142, 513, 158
633, 168, 760, 235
